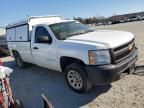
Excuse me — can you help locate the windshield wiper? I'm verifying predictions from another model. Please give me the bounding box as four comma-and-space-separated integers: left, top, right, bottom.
84, 30, 94, 33
68, 32, 85, 36
68, 30, 94, 37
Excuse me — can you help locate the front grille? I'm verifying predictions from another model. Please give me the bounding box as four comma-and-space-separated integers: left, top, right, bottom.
112, 39, 135, 63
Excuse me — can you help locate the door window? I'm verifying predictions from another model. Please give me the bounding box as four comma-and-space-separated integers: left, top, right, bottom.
35, 26, 52, 43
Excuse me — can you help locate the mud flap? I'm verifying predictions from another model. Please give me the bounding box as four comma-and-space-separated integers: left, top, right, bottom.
132, 65, 144, 76
129, 63, 135, 74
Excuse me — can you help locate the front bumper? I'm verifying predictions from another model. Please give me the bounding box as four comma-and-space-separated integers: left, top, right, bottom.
86, 48, 138, 85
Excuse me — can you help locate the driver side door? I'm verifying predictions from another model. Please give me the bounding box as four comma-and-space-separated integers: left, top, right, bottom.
31, 26, 58, 70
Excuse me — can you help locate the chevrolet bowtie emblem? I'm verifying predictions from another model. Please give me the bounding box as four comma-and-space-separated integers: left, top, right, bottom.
128, 44, 133, 51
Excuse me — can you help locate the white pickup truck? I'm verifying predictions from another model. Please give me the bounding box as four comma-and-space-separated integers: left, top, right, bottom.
6, 16, 138, 93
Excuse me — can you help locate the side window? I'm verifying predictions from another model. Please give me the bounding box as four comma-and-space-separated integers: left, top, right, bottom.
35, 26, 52, 43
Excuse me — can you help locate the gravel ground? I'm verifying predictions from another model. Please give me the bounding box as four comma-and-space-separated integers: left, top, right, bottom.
1, 21, 144, 108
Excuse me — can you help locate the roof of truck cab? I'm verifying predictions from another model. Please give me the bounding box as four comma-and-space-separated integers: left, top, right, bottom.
46, 19, 76, 25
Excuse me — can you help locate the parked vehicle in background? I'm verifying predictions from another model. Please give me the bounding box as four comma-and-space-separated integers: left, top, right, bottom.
0, 28, 9, 57
130, 16, 139, 21
6, 15, 138, 93
107, 21, 112, 25
119, 20, 125, 23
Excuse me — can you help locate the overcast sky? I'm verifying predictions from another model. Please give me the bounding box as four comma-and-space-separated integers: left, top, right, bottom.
0, 0, 144, 26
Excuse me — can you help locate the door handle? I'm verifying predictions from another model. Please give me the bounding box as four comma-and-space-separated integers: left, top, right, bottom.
33, 47, 39, 50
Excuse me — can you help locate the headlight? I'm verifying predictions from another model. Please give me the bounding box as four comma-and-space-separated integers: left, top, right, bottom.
89, 50, 111, 65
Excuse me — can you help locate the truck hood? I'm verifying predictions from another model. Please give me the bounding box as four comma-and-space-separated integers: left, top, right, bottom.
67, 30, 134, 48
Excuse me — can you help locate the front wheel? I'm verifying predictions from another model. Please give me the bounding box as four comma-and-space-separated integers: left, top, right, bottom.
64, 63, 92, 93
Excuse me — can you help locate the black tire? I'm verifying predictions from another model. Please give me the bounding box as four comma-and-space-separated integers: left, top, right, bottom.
64, 63, 92, 93
13, 52, 28, 69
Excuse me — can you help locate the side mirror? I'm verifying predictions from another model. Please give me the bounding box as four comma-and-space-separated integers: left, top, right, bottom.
37, 36, 52, 43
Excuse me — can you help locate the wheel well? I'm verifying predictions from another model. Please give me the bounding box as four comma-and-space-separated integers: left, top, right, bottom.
12, 50, 19, 57
60, 56, 85, 72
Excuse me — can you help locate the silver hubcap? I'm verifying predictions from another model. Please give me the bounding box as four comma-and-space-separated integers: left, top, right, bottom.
67, 70, 83, 89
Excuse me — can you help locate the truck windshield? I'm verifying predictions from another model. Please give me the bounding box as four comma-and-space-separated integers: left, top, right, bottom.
49, 21, 93, 40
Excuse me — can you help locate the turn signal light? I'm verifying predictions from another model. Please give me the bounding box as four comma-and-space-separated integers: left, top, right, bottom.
89, 51, 95, 65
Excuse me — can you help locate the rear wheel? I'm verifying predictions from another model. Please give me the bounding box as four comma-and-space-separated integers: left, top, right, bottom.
13, 52, 28, 69
64, 63, 92, 93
